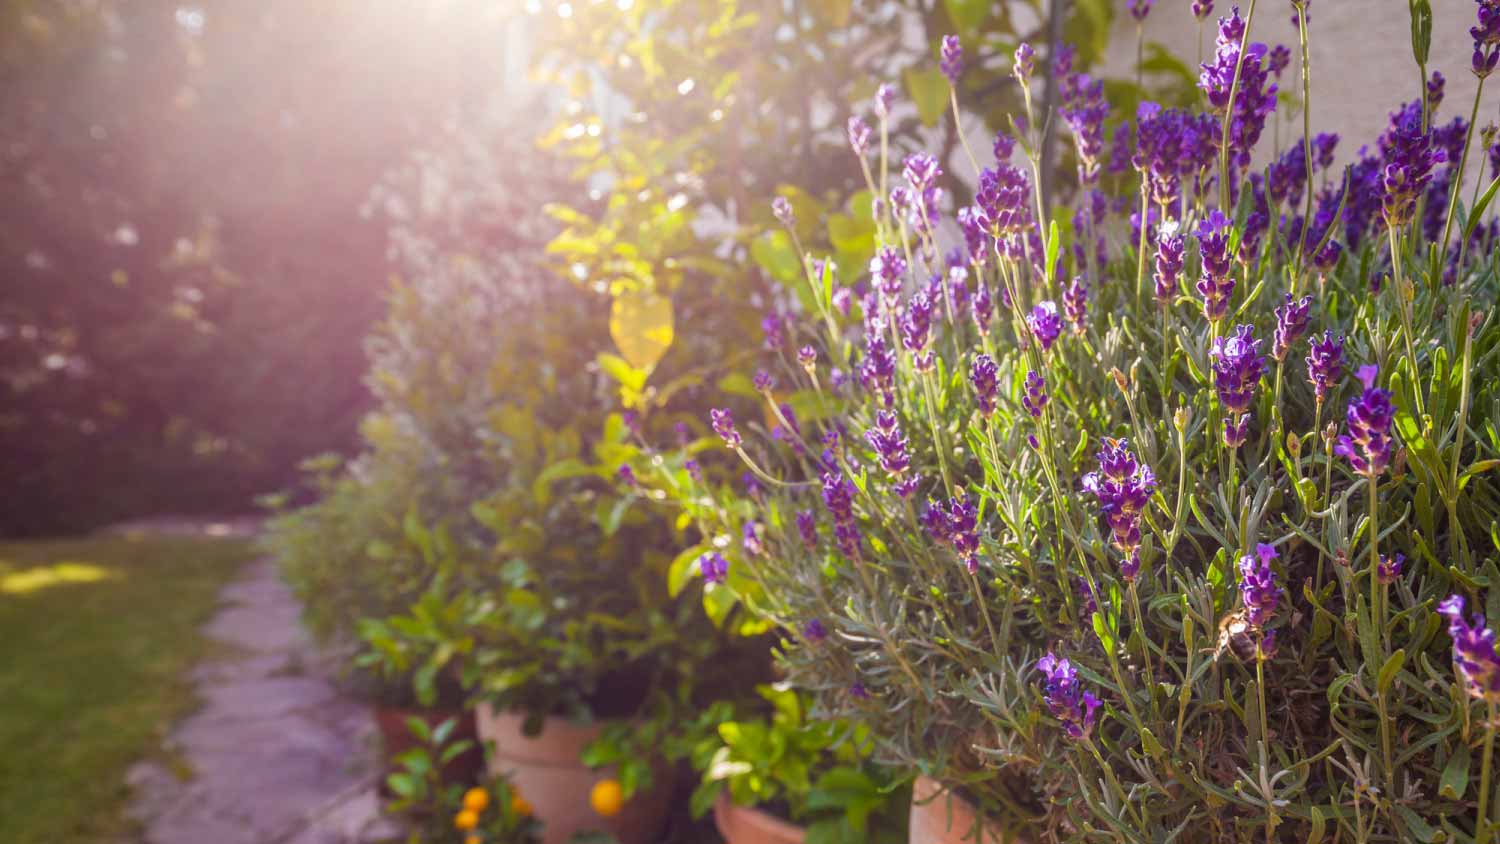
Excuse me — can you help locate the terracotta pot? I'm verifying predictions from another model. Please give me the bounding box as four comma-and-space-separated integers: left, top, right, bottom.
474, 703, 675, 844
908, 775, 1016, 844
712, 791, 806, 844
374, 705, 484, 795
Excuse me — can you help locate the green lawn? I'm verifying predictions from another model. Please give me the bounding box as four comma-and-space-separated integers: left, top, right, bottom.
0, 534, 257, 844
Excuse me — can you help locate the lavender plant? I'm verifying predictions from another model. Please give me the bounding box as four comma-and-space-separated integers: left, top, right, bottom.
647, 2, 1500, 841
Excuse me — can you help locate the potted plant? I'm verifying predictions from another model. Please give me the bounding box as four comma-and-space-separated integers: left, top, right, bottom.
682, 684, 908, 844
649, 1, 1500, 839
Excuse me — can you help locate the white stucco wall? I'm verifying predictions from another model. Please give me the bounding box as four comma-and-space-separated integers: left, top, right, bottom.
1102, 1, 1493, 180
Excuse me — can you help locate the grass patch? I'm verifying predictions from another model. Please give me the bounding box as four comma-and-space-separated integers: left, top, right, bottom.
0, 534, 256, 844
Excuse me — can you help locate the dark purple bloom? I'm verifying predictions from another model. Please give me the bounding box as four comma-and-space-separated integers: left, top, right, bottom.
801, 618, 827, 643
850, 681, 870, 700
753, 369, 775, 393
796, 510, 817, 550
743, 471, 764, 500
1195, 209, 1235, 321
1154, 222, 1185, 303
1335, 365, 1396, 477
831, 286, 852, 316
974, 162, 1033, 239
1437, 594, 1500, 702
1035, 652, 1102, 740
993, 131, 1015, 163
1312, 132, 1339, 170
1022, 370, 1049, 418
1028, 301, 1063, 351
1013, 43, 1035, 84
847, 116, 871, 158
1305, 331, 1344, 404
944, 491, 982, 573
684, 459, 702, 483
1381, 110, 1447, 226
859, 334, 897, 406
1076, 577, 1098, 616
1238, 543, 1280, 627
762, 310, 784, 349
1120, 550, 1141, 583
1133, 102, 1219, 207
711, 408, 741, 449
699, 552, 729, 586
1060, 72, 1108, 184
821, 469, 861, 558
870, 246, 907, 307
798, 345, 817, 370
1378, 553, 1404, 584
1427, 71, 1446, 111
1272, 294, 1313, 361
1192, 0, 1214, 21
1082, 439, 1157, 553
1128, 0, 1153, 22
1063, 276, 1088, 335
1199, 9, 1278, 166
864, 410, 911, 477
617, 464, 637, 487
1268, 44, 1290, 78
903, 152, 942, 195
674, 422, 691, 446
971, 280, 994, 334
1053, 43, 1076, 79
970, 353, 999, 418
875, 83, 896, 118
894, 474, 922, 499
1268, 144, 1308, 208
940, 34, 963, 84
1211, 325, 1266, 447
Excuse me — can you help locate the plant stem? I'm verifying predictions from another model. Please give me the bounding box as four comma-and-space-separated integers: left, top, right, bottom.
1438, 77, 1487, 270
1293, 4, 1316, 274
1135, 181, 1150, 307
1480, 703, 1497, 842
1386, 226, 1426, 418
1217, 0, 1259, 212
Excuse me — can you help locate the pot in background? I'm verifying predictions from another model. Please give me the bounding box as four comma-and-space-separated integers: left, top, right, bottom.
712, 791, 806, 844
908, 775, 1015, 844
374, 705, 484, 795
475, 703, 675, 844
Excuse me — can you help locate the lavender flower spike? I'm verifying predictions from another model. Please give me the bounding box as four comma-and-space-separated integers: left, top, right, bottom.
1238, 543, 1280, 627
1154, 221, 1185, 304
940, 35, 963, 85
771, 196, 794, 227
1013, 43, 1035, 86
970, 354, 1000, 418
1036, 652, 1102, 740
1128, 0, 1153, 22
1437, 595, 1500, 702
1063, 277, 1088, 335
1210, 325, 1266, 448
710, 408, 741, 449
1022, 370, 1049, 418
1305, 331, 1344, 404
1334, 364, 1395, 477
1272, 294, 1313, 361
1028, 301, 1063, 351
1082, 438, 1157, 553
699, 552, 729, 586
864, 410, 911, 477
1191, 0, 1213, 21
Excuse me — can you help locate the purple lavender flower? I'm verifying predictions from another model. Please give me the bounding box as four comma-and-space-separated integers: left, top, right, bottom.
903, 152, 942, 195
970, 354, 999, 418
1154, 222, 1185, 303
1053, 43, 1076, 78
742, 521, 764, 557
859, 334, 897, 406
894, 475, 922, 500
875, 83, 896, 118
1013, 43, 1035, 85
972, 281, 994, 334
993, 131, 1016, 163
940, 34, 963, 84
1022, 370, 1049, 418
831, 286, 852, 316
1120, 550, 1142, 583
617, 464, 637, 487
710, 408, 741, 449
1133, 102, 1219, 207
699, 552, 729, 586
847, 116, 871, 158
798, 345, 817, 370
743, 471, 764, 501
1335, 365, 1396, 477
761, 309, 784, 350
684, 459, 702, 482
1128, 0, 1153, 22
901, 291, 933, 359
1268, 144, 1308, 208
1377, 553, 1404, 584
1035, 653, 1102, 740
1211, 325, 1266, 447
753, 369, 775, 393
1063, 277, 1089, 335
864, 411, 911, 477
1312, 132, 1339, 170
1082, 439, 1157, 553
1437, 594, 1500, 702
1305, 331, 1344, 404
1060, 72, 1108, 184
1427, 71, 1446, 111
945, 491, 982, 573
795, 510, 818, 550
801, 618, 827, 643
1272, 294, 1313, 361
1381, 111, 1447, 227
1238, 543, 1280, 627
772, 196, 794, 227
1199, 9, 1278, 166
850, 681, 870, 700
870, 246, 908, 307
821, 469, 861, 559
674, 422, 692, 446
1268, 44, 1290, 78
1192, 0, 1214, 21
1028, 301, 1063, 351
1195, 209, 1236, 321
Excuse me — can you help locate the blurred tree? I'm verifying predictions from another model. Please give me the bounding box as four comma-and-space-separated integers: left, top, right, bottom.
0, 0, 525, 535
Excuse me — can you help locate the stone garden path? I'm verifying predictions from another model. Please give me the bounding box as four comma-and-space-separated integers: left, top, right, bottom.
123, 519, 399, 844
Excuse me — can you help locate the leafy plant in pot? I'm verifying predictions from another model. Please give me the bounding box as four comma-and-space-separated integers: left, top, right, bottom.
687, 684, 909, 844
651, 3, 1500, 841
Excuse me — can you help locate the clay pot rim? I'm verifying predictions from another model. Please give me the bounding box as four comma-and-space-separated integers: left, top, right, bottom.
714, 791, 807, 843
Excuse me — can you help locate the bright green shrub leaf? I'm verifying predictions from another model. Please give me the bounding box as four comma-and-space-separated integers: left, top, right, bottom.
668, 545, 705, 598
610, 288, 674, 372
943, 0, 988, 34
1439, 742, 1471, 799
904, 67, 948, 127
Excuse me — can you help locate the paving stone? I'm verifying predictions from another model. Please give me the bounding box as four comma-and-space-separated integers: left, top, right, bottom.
127, 546, 399, 844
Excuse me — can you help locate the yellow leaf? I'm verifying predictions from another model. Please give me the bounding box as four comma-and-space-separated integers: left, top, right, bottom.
610, 288, 674, 372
